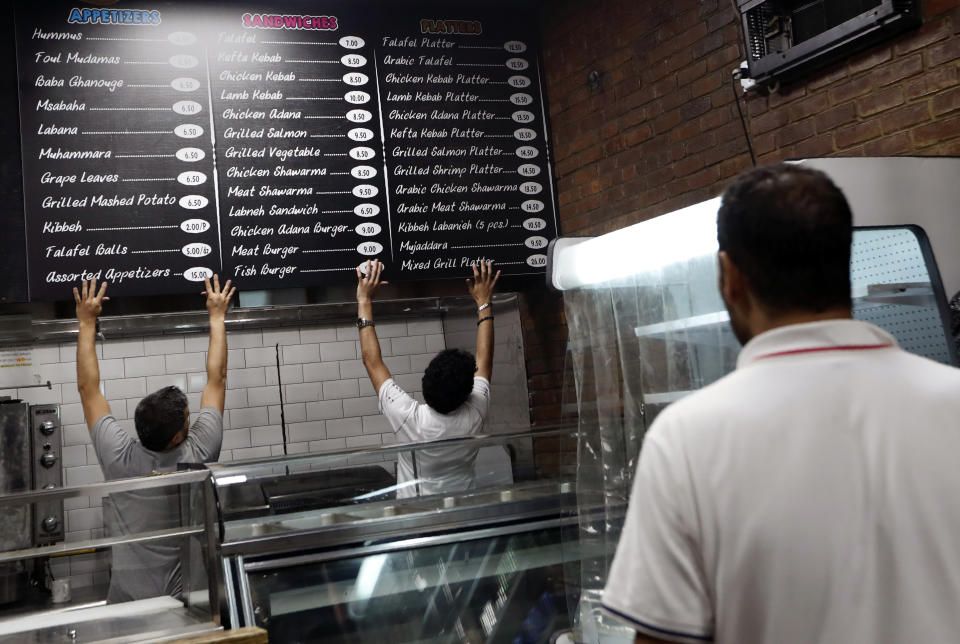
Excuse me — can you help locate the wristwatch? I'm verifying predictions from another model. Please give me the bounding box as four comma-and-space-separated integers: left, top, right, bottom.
357, 317, 375, 330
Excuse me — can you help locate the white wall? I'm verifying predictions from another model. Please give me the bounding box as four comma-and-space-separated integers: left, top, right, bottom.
442, 301, 530, 435
10, 315, 446, 591
11, 299, 533, 593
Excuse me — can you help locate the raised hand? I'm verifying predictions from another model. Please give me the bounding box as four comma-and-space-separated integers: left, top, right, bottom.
203, 274, 236, 319
73, 279, 109, 325
356, 259, 388, 303
467, 261, 500, 307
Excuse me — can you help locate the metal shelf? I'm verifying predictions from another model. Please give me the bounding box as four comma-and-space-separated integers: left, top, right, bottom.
15, 293, 516, 345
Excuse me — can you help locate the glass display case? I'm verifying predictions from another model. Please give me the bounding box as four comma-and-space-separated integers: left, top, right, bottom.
0, 470, 221, 643
208, 428, 591, 643
554, 216, 956, 435
629, 224, 957, 424
0, 427, 586, 643
240, 514, 578, 643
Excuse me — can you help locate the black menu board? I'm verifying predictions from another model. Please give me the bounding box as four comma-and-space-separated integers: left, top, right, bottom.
14, 1, 556, 299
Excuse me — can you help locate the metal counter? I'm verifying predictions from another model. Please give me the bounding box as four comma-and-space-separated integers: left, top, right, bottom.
0, 428, 597, 643
206, 428, 598, 642
219, 481, 591, 643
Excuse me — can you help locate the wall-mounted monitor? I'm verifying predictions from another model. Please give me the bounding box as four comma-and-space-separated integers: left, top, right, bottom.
738, 0, 922, 87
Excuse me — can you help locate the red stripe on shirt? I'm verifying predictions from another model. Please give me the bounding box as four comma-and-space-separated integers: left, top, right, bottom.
753, 343, 894, 361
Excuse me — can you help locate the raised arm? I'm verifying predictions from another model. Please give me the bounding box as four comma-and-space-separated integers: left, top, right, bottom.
357, 259, 392, 393
467, 261, 500, 381
200, 275, 236, 413
74, 279, 112, 431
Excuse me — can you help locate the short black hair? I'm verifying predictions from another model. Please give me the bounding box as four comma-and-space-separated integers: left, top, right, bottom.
134, 386, 188, 451
717, 163, 853, 313
422, 349, 476, 414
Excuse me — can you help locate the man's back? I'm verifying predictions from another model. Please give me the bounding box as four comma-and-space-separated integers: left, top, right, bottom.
379, 377, 490, 498
93, 409, 222, 602
74, 275, 233, 603
605, 320, 960, 643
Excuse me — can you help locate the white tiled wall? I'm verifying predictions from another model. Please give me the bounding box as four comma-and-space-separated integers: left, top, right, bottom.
10, 300, 531, 594
442, 301, 531, 436
7, 315, 447, 591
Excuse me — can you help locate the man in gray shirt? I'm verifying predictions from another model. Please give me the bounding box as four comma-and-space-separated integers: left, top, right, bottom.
74, 276, 235, 603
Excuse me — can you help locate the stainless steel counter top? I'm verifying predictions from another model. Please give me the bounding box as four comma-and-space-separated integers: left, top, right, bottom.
0, 595, 219, 643
221, 480, 578, 559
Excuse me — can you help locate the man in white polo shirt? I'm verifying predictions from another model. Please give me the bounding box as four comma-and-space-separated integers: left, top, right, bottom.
356, 259, 499, 498
603, 164, 960, 643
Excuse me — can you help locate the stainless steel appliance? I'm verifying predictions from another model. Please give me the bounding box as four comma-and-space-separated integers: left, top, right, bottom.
0, 402, 33, 604
30, 405, 63, 545
0, 401, 62, 604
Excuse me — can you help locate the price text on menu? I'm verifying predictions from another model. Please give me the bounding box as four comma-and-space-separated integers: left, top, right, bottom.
14, 1, 557, 299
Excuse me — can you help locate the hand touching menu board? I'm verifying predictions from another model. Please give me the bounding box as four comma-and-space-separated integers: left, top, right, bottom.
14, 1, 557, 300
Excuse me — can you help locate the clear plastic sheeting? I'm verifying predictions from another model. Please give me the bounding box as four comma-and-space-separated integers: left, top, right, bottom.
552, 198, 735, 642
560, 252, 738, 643
561, 287, 636, 643
631, 253, 739, 425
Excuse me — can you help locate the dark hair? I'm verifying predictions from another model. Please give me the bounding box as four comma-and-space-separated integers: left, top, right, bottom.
134, 386, 189, 451
422, 349, 476, 414
717, 163, 853, 313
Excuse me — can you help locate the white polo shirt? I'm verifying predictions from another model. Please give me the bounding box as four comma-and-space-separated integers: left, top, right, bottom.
603, 319, 960, 643
379, 376, 490, 498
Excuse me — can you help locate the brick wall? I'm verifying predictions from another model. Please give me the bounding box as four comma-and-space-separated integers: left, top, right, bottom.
540, 0, 960, 237
531, 0, 960, 467
520, 290, 567, 429
746, 7, 960, 162
518, 289, 575, 477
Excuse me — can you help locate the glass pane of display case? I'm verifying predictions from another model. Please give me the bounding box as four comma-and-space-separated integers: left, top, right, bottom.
243, 523, 579, 643
211, 429, 571, 527
0, 471, 220, 642
213, 432, 584, 640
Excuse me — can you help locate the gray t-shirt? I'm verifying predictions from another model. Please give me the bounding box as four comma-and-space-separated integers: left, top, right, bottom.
92, 408, 222, 603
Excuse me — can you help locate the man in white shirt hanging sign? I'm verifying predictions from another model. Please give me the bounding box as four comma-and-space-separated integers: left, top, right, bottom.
603, 164, 960, 644
356, 259, 500, 498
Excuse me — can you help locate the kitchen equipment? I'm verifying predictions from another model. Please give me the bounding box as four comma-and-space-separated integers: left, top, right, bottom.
30, 405, 63, 545
0, 401, 32, 604
0, 401, 62, 604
